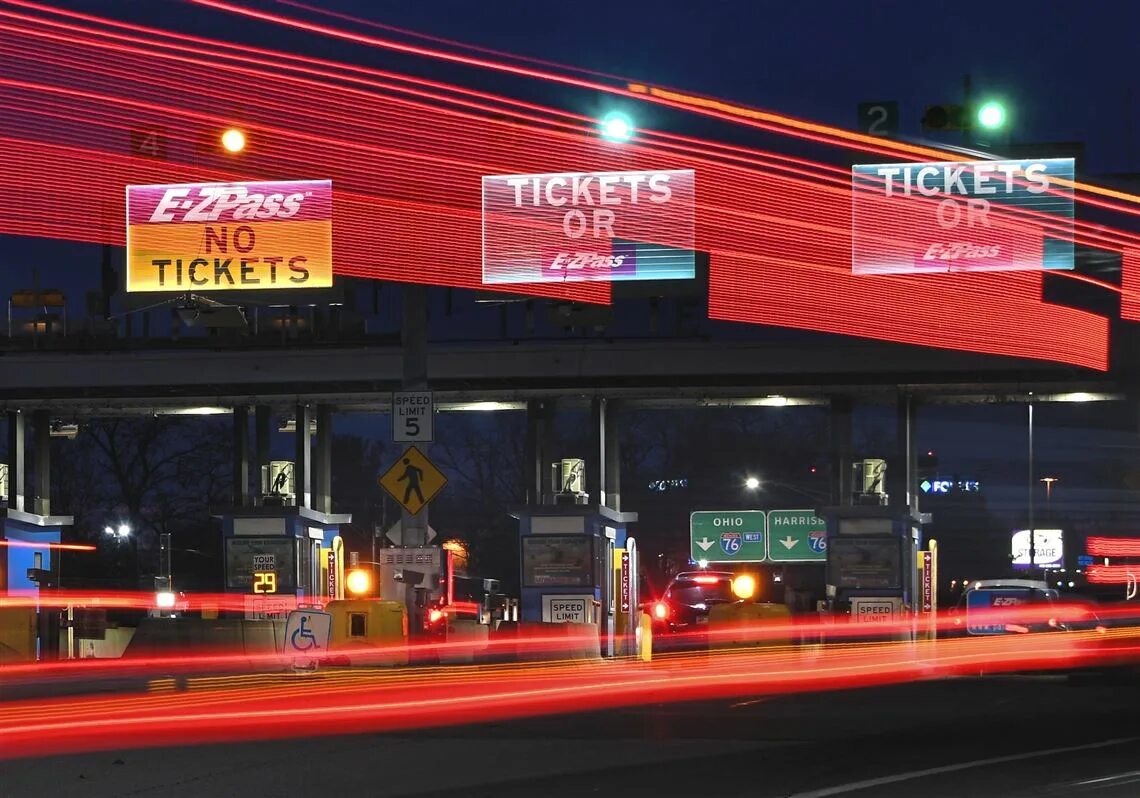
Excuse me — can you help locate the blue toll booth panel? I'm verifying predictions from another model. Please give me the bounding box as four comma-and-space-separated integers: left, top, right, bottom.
219, 513, 343, 604
4, 522, 61, 593
514, 506, 635, 624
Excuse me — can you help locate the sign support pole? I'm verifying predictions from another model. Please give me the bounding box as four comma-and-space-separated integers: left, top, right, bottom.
401, 284, 429, 548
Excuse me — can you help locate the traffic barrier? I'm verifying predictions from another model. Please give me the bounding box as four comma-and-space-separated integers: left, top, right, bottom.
124, 617, 285, 658
0, 606, 36, 663
491, 621, 602, 662
325, 599, 407, 666
707, 602, 793, 649
563, 622, 603, 661
438, 619, 489, 664
61, 624, 135, 659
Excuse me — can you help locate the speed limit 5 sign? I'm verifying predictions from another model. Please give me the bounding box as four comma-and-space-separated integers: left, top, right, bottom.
392, 391, 434, 442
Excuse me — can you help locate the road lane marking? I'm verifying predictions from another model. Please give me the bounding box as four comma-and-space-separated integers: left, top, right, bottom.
1073, 770, 1140, 791
784, 737, 1140, 798
729, 698, 765, 708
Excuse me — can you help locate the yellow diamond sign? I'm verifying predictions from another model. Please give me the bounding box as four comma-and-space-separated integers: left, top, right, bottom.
378, 445, 447, 515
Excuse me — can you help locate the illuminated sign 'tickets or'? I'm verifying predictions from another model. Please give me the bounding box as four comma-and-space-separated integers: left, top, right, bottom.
851, 158, 1074, 275
482, 169, 695, 284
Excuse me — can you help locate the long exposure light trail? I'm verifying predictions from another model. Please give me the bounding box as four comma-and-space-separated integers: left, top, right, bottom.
0, 0, 1130, 367
1, 627, 1135, 760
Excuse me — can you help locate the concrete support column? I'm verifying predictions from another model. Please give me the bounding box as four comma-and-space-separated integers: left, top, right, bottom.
233, 406, 250, 508
888, 394, 918, 514
829, 396, 853, 506
32, 409, 50, 516
401, 284, 429, 547
295, 404, 312, 510
586, 397, 607, 507
255, 405, 271, 501
525, 399, 556, 506
314, 405, 333, 514
604, 400, 621, 512
7, 411, 24, 513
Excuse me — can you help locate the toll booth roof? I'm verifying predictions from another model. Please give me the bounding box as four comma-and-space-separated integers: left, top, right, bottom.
509, 504, 638, 524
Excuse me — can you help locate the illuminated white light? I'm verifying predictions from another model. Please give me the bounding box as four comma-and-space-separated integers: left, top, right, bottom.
220, 128, 246, 153
697, 559, 709, 569
744, 477, 761, 490
155, 591, 176, 608
1047, 392, 1117, 403
599, 111, 634, 142
445, 401, 523, 412
157, 406, 231, 416
117, 524, 131, 539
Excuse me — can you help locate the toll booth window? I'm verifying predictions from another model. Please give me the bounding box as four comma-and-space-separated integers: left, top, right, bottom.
349, 613, 367, 638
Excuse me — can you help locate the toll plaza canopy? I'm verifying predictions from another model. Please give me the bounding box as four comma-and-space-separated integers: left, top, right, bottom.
1, 1, 1139, 373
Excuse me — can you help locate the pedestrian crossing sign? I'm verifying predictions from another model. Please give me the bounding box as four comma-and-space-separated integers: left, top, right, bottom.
378, 445, 447, 515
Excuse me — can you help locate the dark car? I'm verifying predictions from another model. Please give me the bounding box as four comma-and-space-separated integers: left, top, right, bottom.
651, 570, 737, 639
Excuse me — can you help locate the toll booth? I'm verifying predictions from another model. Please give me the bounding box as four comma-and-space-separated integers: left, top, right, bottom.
217, 506, 350, 619
512, 504, 638, 657
1, 510, 73, 595
819, 505, 924, 630
1, 509, 74, 661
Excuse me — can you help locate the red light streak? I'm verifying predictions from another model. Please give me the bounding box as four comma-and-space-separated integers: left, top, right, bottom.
0, 539, 95, 551
1, 627, 1136, 760
1086, 536, 1140, 558
1087, 565, 1140, 584
0, 1, 1131, 368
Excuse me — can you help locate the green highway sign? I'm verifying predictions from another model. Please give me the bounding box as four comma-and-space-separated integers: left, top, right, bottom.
690, 511, 766, 563
767, 510, 828, 562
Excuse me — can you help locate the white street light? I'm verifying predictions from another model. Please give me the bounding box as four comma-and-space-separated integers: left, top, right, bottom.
744, 477, 761, 490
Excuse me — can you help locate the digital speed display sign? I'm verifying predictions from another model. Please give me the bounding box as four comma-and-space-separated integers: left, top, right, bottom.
851, 158, 1074, 275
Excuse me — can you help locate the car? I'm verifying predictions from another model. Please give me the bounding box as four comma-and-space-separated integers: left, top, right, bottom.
948, 579, 1062, 637
650, 570, 738, 643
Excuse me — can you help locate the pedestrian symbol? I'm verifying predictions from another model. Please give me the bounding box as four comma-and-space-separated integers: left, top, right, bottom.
398, 457, 425, 505
379, 445, 447, 515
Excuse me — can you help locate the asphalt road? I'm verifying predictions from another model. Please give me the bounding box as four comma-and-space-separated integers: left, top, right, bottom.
3, 673, 1139, 797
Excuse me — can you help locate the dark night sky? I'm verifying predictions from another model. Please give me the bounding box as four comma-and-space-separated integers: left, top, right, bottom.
309, 0, 1140, 173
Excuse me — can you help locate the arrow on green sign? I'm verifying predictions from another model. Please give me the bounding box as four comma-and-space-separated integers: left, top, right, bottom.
766, 509, 827, 562
695, 537, 715, 552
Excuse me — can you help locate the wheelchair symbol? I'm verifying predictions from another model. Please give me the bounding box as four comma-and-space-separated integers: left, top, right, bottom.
291, 615, 320, 652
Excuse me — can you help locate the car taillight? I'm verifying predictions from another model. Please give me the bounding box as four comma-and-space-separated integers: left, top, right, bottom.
653, 602, 668, 620
428, 609, 444, 624
692, 576, 719, 585
1048, 617, 1059, 628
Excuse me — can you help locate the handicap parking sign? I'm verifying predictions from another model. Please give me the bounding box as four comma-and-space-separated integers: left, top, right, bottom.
284, 609, 332, 655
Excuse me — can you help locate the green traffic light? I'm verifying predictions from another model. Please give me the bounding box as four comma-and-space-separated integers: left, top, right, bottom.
599, 111, 634, 142
976, 101, 1007, 131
